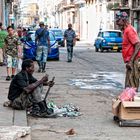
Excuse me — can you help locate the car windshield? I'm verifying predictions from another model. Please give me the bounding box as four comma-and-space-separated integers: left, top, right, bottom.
103, 31, 122, 37
52, 30, 63, 37
30, 32, 55, 41
30, 33, 35, 41
49, 32, 55, 41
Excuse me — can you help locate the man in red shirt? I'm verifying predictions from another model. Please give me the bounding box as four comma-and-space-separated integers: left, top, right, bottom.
116, 11, 140, 91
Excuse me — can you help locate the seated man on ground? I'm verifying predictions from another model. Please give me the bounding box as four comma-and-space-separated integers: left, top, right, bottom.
5, 59, 54, 116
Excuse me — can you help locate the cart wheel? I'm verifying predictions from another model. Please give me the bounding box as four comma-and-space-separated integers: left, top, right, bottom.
113, 116, 119, 122
119, 120, 124, 127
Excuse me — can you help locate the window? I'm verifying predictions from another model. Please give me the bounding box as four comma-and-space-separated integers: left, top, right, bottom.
52, 30, 63, 37
138, 0, 140, 6
103, 31, 122, 37
132, 0, 138, 8
133, 11, 140, 37
122, 0, 128, 6
49, 32, 55, 41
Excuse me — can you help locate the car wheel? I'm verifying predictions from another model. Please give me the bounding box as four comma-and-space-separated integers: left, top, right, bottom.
55, 57, 59, 61
95, 47, 99, 52
117, 49, 120, 52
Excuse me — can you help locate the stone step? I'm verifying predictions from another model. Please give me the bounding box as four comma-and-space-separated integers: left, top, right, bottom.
0, 103, 31, 139
13, 110, 27, 126
0, 107, 31, 139
0, 106, 13, 126
0, 126, 31, 140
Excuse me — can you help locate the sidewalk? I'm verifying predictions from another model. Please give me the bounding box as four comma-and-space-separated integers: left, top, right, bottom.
0, 66, 31, 140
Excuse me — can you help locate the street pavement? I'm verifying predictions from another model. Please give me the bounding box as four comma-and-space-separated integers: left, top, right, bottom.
29, 42, 140, 140
0, 41, 140, 140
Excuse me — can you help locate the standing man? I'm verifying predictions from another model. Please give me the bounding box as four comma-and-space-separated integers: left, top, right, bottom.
115, 11, 140, 91
4, 26, 20, 81
64, 23, 76, 62
0, 22, 8, 66
35, 22, 50, 73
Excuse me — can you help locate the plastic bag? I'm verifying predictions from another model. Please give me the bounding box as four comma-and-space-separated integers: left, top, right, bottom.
118, 87, 137, 101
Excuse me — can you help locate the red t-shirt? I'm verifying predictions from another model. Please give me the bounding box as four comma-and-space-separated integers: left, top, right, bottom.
122, 24, 140, 63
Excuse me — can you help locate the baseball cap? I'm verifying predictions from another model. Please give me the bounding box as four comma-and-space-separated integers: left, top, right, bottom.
115, 11, 128, 21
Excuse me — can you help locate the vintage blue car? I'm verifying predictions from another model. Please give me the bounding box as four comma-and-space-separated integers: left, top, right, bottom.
50, 28, 64, 47
94, 30, 123, 52
22, 30, 59, 60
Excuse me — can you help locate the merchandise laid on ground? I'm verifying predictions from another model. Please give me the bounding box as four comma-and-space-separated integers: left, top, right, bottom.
27, 101, 81, 118
112, 88, 140, 127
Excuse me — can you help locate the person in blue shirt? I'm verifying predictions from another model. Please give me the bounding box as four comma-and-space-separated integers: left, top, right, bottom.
35, 22, 50, 72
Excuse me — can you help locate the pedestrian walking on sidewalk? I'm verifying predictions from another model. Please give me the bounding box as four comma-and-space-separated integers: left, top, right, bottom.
17, 27, 23, 72
0, 22, 8, 66
115, 11, 140, 91
7, 59, 54, 116
35, 22, 50, 73
4, 26, 20, 81
64, 23, 76, 62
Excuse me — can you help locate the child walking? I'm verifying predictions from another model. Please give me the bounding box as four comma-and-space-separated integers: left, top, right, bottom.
4, 26, 20, 81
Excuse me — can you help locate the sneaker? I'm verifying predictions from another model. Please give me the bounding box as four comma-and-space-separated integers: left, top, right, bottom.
6, 76, 11, 81
42, 70, 46, 73
39, 111, 57, 118
67, 60, 72, 62
38, 68, 41, 73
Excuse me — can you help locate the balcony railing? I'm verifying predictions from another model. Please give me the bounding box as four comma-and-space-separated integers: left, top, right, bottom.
57, 0, 75, 11
132, 0, 140, 10
110, 1, 130, 10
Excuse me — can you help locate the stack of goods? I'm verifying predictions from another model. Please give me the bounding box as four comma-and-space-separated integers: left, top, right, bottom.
112, 87, 140, 122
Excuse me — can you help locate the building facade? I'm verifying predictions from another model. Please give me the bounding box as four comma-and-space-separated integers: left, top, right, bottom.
3, 0, 140, 39
54, 0, 116, 42
19, 2, 39, 26
111, 0, 140, 37
131, 0, 140, 36
0, 0, 13, 28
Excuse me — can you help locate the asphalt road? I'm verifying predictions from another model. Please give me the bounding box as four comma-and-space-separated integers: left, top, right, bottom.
29, 43, 140, 140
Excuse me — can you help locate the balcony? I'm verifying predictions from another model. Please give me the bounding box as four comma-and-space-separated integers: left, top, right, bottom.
132, 6, 140, 11
120, 0, 130, 10
108, 2, 121, 10
63, 4, 75, 9
58, 0, 75, 11
110, 1, 130, 10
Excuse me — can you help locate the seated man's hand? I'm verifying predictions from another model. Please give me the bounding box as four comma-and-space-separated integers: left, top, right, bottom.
41, 74, 48, 83
48, 81, 55, 87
